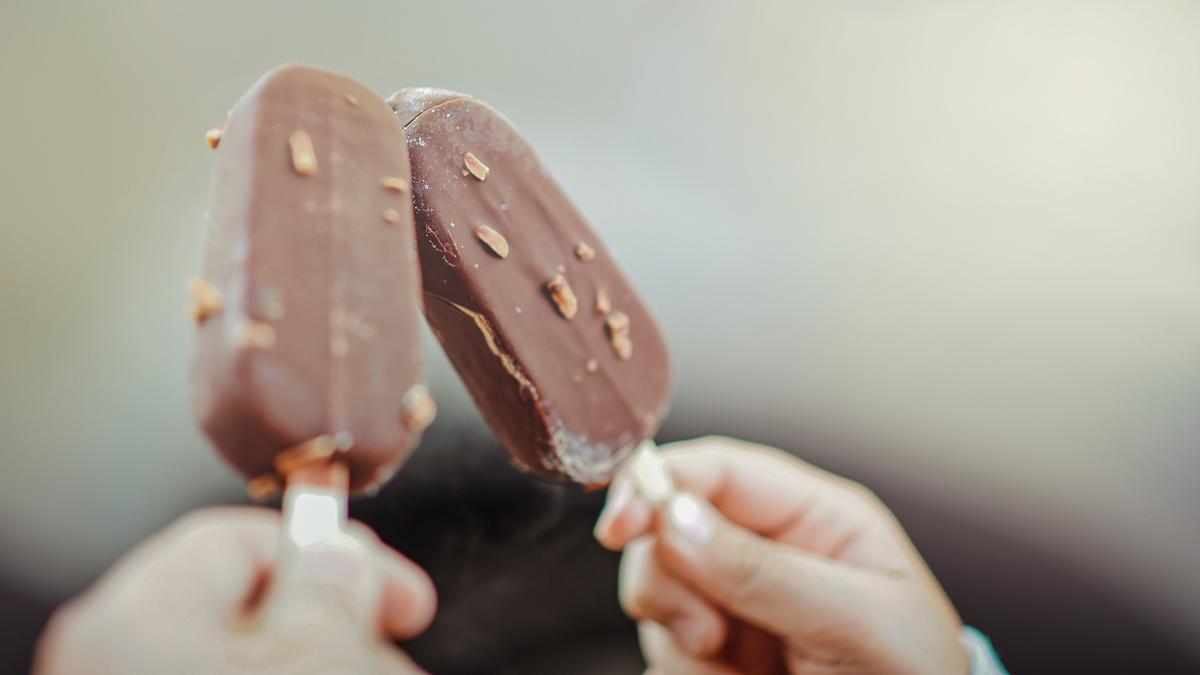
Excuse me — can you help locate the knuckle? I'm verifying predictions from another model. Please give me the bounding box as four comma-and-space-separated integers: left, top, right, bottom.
843, 481, 904, 533
694, 435, 747, 458
168, 506, 225, 532
618, 541, 655, 618
343, 520, 383, 548
163, 508, 231, 549
664, 435, 735, 459
840, 478, 882, 509
161, 507, 266, 556
166, 505, 277, 544
697, 434, 738, 448
723, 538, 783, 606
619, 575, 654, 619
168, 506, 256, 536
619, 564, 657, 619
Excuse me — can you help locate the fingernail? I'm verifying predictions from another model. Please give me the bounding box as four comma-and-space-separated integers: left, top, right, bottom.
667, 494, 714, 547
595, 478, 633, 539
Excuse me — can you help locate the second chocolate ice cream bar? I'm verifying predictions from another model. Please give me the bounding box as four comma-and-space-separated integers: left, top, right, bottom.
390, 89, 671, 484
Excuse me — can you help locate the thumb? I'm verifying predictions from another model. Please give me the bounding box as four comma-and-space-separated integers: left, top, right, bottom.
267, 531, 381, 635
656, 492, 874, 635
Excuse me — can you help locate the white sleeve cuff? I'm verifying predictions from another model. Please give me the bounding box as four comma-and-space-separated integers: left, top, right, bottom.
961, 626, 1009, 675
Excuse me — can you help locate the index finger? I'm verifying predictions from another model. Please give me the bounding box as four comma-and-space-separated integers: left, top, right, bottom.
597, 437, 900, 564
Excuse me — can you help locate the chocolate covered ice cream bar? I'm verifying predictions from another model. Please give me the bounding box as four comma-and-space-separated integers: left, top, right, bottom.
192, 65, 433, 492
390, 89, 670, 484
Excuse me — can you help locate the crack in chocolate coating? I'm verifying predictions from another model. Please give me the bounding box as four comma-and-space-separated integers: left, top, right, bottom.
192, 65, 427, 492
392, 90, 671, 484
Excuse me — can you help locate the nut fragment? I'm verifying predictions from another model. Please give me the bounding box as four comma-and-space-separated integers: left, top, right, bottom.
205, 126, 223, 149
586, 358, 599, 373
246, 474, 281, 502
238, 321, 276, 349
274, 434, 336, 475
381, 176, 409, 192
463, 152, 489, 180
546, 274, 578, 319
595, 288, 611, 315
345, 93, 359, 106
612, 335, 634, 360
475, 225, 509, 258
289, 130, 317, 176
186, 277, 223, 323
605, 311, 631, 338
402, 385, 437, 432
606, 311, 633, 360
574, 242, 595, 261
383, 209, 401, 224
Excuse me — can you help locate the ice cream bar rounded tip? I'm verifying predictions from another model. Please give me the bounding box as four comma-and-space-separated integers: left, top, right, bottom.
390, 88, 671, 485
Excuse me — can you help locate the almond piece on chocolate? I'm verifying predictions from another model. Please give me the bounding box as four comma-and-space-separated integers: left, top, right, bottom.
274, 434, 336, 475
605, 311, 630, 339
289, 130, 317, 176
206, 126, 223, 150
612, 335, 633, 360
464, 152, 489, 180
475, 225, 509, 258
586, 358, 599, 373
574, 242, 595, 261
546, 274, 578, 319
246, 474, 281, 501
595, 288, 611, 315
381, 176, 409, 192
606, 310, 633, 359
186, 277, 223, 323
402, 385, 437, 432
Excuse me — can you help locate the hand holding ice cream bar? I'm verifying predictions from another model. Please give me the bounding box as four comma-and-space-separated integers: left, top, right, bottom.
190, 65, 437, 648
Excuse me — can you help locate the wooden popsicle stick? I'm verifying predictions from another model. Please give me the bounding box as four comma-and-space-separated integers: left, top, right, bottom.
274, 460, 380, 634
628, 439, 675, 505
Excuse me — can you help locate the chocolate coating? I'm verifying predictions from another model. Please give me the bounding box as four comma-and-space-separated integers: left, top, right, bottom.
391, 89, 671, 484
193, 65, 428, 491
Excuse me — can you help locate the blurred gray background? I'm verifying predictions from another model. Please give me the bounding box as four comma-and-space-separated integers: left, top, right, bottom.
1, 0, 1198, 672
